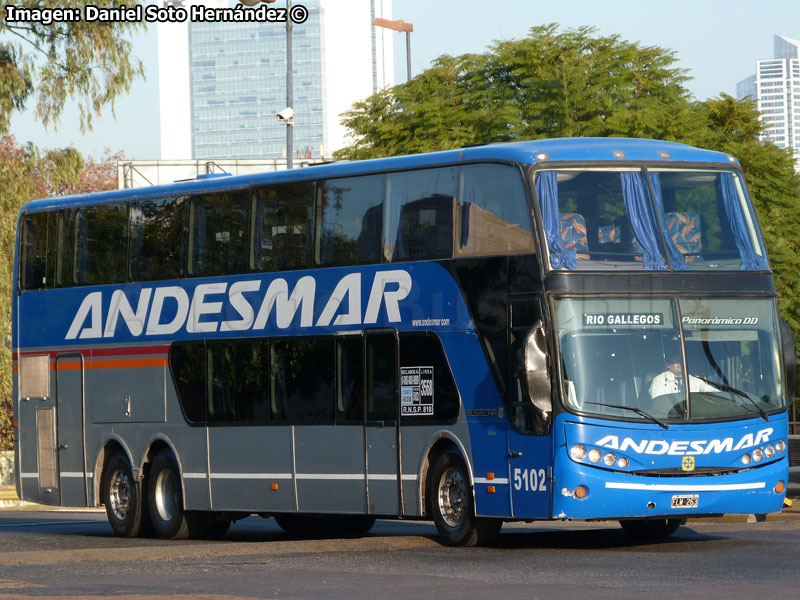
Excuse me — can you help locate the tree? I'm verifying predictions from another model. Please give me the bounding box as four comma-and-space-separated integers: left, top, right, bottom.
0, 136, 121, 449
0, 0, 145, 133
336, 25, 696, 159
336, 25, 800, 388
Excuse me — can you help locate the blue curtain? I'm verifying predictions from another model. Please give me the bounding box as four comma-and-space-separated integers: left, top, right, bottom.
536, 171, 576, 269
621, 172, 666, 270
718, 173, 767, 270
649, 173, 689, 270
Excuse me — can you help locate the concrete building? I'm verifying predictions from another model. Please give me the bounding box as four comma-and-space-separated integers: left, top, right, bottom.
736, 34, 800, 166
158, 0, 394, 161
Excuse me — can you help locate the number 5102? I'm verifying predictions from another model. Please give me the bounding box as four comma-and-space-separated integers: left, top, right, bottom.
513, 468, 547, 492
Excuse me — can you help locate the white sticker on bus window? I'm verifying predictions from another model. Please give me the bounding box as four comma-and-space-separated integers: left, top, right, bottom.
401, 366, 434, 416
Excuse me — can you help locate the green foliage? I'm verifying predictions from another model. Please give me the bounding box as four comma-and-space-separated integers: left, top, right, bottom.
337, 25, 800, 390
0, 0, 145, 133
0, 137, 37, 450
336, 25, 695, 159
0, 136, 121, 450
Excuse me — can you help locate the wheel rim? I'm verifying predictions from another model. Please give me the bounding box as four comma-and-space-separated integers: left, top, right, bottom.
154, 467, 180, 523
437, 466, 467, 528
109, 468, 132, 521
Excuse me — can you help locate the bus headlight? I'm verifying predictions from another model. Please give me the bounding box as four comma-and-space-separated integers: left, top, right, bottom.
765, 445, 775, 459
570, 445, 587, 460
776, 440, 786, 453
742, 454, 751, 465
603, 452, 616, 466
588, 449, 602, 463
753, 448, 764, 462
617, 457, 629, 469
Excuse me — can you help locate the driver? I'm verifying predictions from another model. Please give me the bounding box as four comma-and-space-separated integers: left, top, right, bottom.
649, 351, 715, 399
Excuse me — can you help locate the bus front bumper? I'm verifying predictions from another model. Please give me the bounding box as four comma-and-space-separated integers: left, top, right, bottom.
551, 457, 789, 520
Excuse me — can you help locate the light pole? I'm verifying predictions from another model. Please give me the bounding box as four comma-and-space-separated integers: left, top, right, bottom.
372, 17, 414, 82
286, 0, 293, 168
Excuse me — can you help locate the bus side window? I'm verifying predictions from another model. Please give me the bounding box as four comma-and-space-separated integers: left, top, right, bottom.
74, 204, 128, 286
366, 334, 397, 421
252, 182, 314, 272
337, 337, 364, 422
271, 338, 335, 423
190, 190, 249, 277
385, 167, 457, 263
129, 196, 187, 282
317, 175, 383, 266
456, 164, 534, 257
55, 209, 76, 287
20, 212, 49, 290
169, 341, 207, 423
399, 333, 460, 423
206, 339, 270, 423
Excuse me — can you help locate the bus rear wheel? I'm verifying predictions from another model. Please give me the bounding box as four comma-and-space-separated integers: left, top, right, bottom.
102, 451, 148, 537
619, 518, 682, 539
428, 450, 501, 546
147, 450, 205, 540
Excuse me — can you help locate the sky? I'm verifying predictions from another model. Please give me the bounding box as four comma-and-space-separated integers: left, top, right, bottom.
8, 0, 800, 160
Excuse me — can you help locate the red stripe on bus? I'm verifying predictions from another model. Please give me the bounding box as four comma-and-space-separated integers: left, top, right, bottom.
52, 357, 169, 371
13, 345, 170, 361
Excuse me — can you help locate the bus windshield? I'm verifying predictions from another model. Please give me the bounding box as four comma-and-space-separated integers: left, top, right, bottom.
535, 168, 768, 271
555, 297, 785, 422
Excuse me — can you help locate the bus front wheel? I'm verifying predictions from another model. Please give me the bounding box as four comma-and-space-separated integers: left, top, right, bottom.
619, 518, 682, 539
147, 450, 205, 540
428, 450, 501, 546
103, 451, 148, 537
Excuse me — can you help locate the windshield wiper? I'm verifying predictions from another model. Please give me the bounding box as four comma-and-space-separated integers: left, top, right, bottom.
584, 401, 669, 429
694, 376, 769, 422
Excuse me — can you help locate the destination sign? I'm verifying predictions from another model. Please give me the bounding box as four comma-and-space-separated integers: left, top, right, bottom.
583, 313, 664, 326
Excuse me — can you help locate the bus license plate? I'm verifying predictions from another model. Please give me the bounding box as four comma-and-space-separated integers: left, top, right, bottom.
671, 494, 699, 509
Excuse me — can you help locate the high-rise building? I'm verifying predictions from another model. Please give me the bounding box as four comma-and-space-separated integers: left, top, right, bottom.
158, 0, 394, 161
736, 34, 800, 166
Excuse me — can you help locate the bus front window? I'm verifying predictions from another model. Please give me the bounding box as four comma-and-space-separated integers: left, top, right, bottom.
555, 298, 785, 423
679, 298, 784, 419
535, 168, 768, 271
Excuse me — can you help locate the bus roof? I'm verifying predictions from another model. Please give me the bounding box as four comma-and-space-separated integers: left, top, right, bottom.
23, 138, 736, 212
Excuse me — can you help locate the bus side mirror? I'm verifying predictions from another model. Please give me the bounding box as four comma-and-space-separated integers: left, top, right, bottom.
524, 321, 552, 420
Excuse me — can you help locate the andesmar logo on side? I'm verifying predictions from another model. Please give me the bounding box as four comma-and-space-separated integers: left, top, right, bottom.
595, 428, 774, 456
66, 270, 411, 340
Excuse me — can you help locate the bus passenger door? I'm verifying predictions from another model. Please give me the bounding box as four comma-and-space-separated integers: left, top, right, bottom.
506, 296, 552, 519
364, 330, 402, 516
55, 353, 88, 506
17, 354, 59, 505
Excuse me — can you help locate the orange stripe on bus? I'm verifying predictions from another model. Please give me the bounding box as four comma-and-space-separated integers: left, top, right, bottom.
87, 358, 168, 370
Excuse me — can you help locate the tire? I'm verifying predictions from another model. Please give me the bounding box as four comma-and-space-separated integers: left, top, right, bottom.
102, 451, 148, 538
619, 518, 682, 540
427, 450, 502, 546
147, 450, 205, 540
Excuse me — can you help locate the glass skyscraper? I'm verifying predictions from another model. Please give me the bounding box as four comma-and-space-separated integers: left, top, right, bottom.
158, 0, 394, 161
737, 34, 800, 167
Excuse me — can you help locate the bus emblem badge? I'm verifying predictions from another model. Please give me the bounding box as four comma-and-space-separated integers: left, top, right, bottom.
681, 456, 695, 472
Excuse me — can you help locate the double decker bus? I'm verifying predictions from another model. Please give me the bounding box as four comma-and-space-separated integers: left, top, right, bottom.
12, 139, 791, 545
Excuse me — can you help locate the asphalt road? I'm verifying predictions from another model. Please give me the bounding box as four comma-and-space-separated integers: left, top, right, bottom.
1, 509, 799, 599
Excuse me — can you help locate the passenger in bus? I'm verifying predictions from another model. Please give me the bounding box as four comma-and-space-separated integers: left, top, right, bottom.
649, 351, 716, 402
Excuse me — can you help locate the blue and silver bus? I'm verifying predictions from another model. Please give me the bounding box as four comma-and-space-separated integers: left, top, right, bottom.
12, 138, 790, 545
